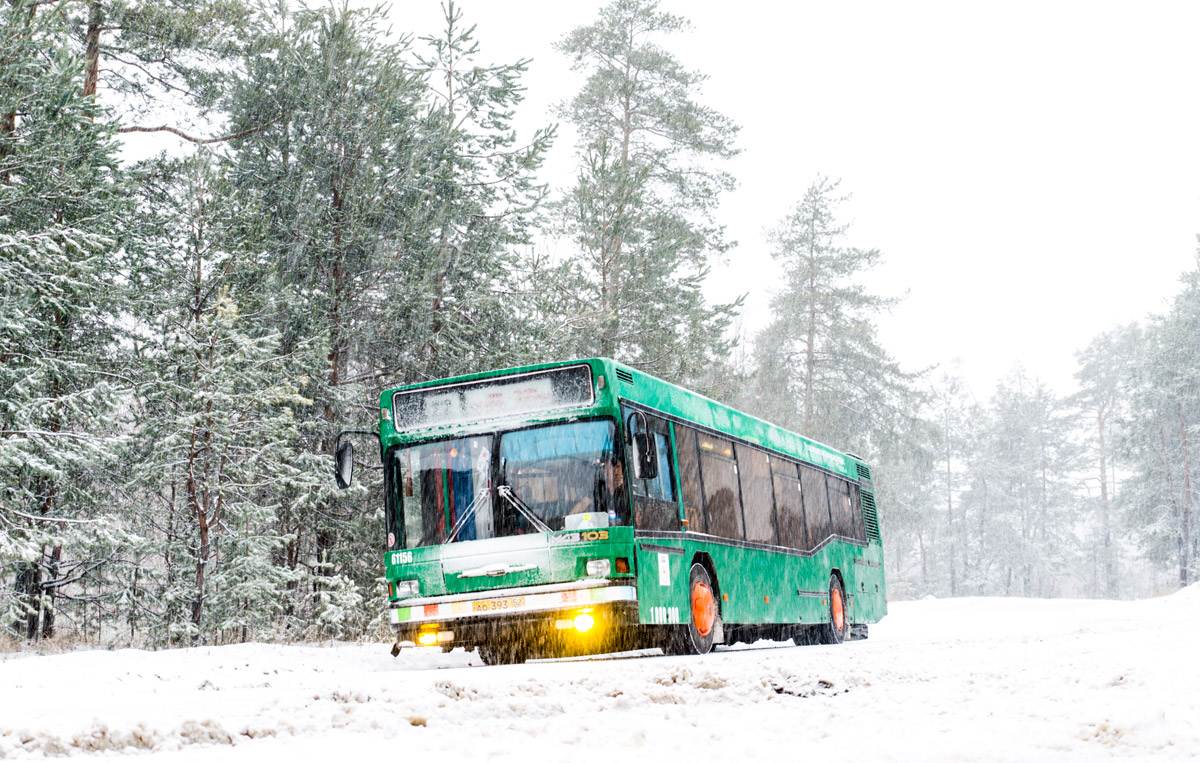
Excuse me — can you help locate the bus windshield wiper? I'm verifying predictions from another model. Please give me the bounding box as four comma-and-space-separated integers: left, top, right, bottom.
497, 485, 552, 534
444, 487, 491, 543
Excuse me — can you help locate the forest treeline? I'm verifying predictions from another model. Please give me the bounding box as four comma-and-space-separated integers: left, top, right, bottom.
1, 0, 1196, 646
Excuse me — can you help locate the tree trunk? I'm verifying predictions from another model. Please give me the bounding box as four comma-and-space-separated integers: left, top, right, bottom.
946, 405, 956, 596
1179, 403, 1192, 588
1097, 405, 1116, 597
82, 1, 102, 101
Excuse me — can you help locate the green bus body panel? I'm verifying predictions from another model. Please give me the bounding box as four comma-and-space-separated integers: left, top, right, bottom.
377, 358, 886, 634
634, 535, 886, 626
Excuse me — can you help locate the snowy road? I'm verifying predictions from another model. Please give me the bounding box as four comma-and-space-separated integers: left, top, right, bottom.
2, 587, 1197, 761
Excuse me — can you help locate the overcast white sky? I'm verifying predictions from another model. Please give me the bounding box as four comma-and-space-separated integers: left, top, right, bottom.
397, 1, 1200, 399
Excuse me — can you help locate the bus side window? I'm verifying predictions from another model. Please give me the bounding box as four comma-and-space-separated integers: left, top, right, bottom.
626, 410, 678, 531
736, 443, 776, 545
675, 425, 706, 533
800, 466, 832, 546
849, 484, 867, 541
771, 456, 809, 550
697, 433, 743, 540
828, 476, 856, 539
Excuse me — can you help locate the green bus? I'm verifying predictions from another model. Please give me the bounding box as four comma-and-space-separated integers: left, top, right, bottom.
334, 358, 886, 664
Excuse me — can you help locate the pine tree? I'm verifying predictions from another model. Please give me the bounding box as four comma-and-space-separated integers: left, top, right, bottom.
1072, 324, 1141, 597
0, 1, 130, 641
68, 0, 254, 140
1119, 256, 1200, 590
748, 175, 919, 453
218, 3, 553, 633
548, 0, 741, 386
402, 0, 555, 378
959, 369, 1078, 597
127, 154, 301, 644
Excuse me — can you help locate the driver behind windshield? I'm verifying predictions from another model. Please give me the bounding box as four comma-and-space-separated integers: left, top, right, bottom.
571, 454, 628, 523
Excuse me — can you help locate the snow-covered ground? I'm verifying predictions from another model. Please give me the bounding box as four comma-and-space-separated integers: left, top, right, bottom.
2, 587, 1198, 761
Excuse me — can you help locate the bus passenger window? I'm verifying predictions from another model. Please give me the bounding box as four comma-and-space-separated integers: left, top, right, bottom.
698, 433, 743, 540
849, 484, 867, 541
828, 477, 856, 539
771, 457, 809, 550
800, 466, 832, 546
675, 426, 706, 533
736, 443, 776, 545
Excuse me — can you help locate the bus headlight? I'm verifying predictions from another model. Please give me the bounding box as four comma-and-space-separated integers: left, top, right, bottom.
573, 613, 595, 632
586, 559, 611, 577
394, 579, 420, 597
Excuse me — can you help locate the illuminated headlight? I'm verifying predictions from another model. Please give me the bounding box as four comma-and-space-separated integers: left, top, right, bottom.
573, 614, 595, 632
394, 579, 420, 597
586, 559, 611, 577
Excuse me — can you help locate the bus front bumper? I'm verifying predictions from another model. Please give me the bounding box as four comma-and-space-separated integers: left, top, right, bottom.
389, 579, 639, 652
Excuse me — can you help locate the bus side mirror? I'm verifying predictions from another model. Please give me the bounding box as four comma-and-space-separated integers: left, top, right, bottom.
631, 432, 658, 480
335, 439, 354, 489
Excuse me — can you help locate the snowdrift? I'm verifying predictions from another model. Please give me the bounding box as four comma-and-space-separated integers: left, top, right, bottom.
1, 587, 1197, 761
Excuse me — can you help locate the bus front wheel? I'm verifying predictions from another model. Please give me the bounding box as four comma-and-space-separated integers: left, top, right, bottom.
820, 574, 850, 645
671, 563, 719, 655
478, 644, 527, 666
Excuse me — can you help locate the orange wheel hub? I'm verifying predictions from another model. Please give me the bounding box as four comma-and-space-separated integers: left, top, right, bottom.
831, 587, 845, 631
691, 582, 715, 637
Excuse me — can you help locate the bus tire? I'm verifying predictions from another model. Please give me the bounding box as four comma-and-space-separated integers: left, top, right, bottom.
478, 644, 526, 666
820, 574, 850, 645
678, 563, 719, 655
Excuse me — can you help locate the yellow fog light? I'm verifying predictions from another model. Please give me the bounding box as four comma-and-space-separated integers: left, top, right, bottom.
418, 631, 438, 646
573, 613, 595, 633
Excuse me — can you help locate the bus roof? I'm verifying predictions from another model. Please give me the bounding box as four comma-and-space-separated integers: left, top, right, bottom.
381, 358, 862, 480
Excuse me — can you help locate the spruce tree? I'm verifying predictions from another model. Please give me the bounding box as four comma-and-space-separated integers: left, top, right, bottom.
0, 0, 128, 640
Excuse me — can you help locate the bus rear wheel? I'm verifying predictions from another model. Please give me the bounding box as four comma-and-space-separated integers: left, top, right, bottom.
820, 574, 850, 645
669, 563, 719, 655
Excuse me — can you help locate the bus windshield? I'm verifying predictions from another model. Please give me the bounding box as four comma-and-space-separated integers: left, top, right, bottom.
395, 420, 621, 548
397, 434, 494, 548
500, 420, 620, 531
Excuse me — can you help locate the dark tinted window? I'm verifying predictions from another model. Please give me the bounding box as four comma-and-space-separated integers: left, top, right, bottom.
698, 433, 743, 540
737, 444, 776, 545
801, 465, 832, 545
627, 413, 675, 503
772, 457, 809, 550
849, 484, 867, 540
675, 425, 706, 533
626, 410, 679, 531
827, 476, 856, 539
